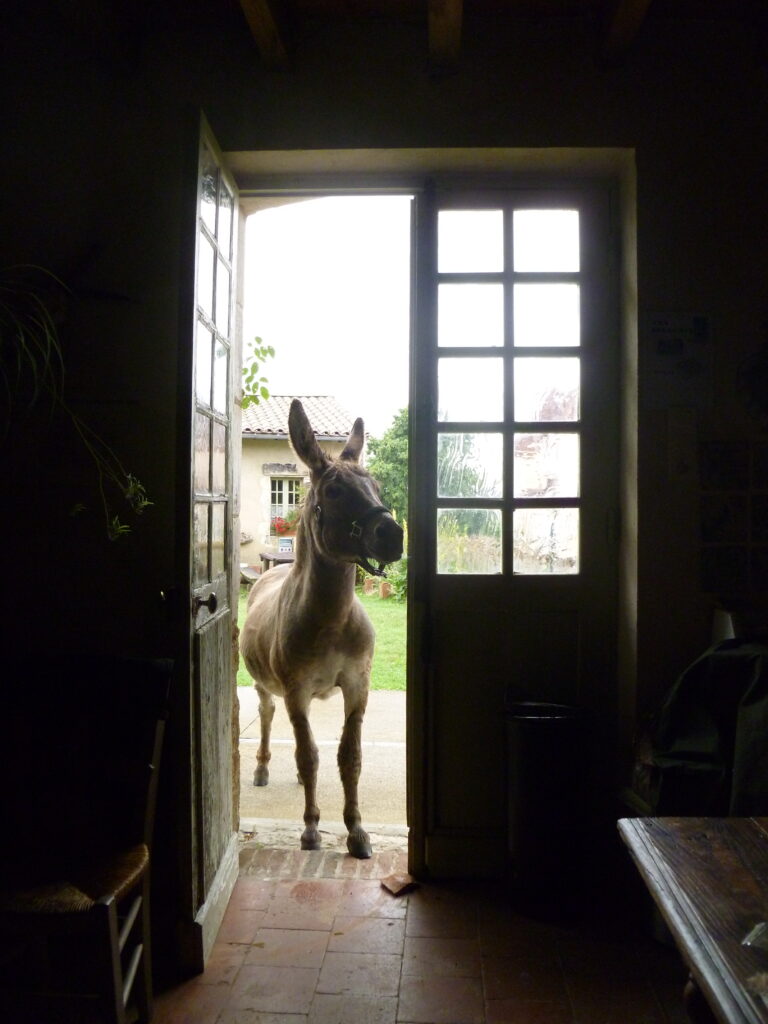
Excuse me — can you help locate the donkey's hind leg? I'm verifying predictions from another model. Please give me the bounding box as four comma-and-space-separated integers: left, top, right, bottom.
338, 681, 372, 859
285, 693, 322, 851
253, 683, 275, 787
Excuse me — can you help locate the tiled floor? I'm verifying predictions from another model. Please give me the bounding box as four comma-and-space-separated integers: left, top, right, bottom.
153, 841, 689, 1024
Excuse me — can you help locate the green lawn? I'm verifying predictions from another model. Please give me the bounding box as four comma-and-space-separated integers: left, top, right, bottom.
237, 585, 406, 690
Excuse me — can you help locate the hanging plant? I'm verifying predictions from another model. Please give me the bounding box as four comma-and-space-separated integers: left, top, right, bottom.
0, 264, 65, 409
0, 264, 152, 539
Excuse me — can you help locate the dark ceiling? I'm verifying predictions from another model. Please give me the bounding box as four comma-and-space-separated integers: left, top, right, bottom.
234, 0, 766, 71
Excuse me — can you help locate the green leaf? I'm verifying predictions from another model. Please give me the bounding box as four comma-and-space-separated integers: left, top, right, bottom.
108, 516, 131, 540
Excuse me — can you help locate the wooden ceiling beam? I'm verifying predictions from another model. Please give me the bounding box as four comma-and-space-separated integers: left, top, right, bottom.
599, 0, 653, 64
429, 0, 463, 70
238, 0, 289, 69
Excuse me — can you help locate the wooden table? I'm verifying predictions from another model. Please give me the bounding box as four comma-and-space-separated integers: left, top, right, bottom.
618, 817, 768, 1024
259, 550, 294, 573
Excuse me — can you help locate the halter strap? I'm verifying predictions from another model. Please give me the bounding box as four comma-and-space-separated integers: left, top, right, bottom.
313, 502, 393, 577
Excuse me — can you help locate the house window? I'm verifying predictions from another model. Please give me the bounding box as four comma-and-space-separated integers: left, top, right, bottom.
270, 477, 301, 535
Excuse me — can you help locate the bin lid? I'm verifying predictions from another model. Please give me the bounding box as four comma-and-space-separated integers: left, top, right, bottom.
505, 700, 584, 720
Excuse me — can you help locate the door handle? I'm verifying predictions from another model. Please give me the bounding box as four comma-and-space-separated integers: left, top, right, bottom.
194, 593, 218, 614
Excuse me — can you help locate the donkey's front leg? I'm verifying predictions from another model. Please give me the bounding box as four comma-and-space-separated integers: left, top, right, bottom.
253, 683, 275, 787
338, 683, 371, 859
286, 695, 322, 851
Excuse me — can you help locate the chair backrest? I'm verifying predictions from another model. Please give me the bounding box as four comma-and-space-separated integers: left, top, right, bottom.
1, 656, 173, 880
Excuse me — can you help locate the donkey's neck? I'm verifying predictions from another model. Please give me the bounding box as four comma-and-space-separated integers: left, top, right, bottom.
290, 519, 358, 623
291, 552, 358, 625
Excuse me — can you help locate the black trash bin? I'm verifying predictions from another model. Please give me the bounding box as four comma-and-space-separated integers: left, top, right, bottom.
505, 701, 586, 912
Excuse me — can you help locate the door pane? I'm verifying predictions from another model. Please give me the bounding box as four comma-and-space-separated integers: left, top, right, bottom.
437, 433, 503, 498
197, 232, 215, 318
438, 358, 503, 421
196, 324, 213, 405
218, 182, 234, 256
212, 421, 226, 494
514, 358, 580, 422
199, 144, 217, 234
215, 258, 230, 334
513, 507, 579, 574
514, 283, 580, 347
195, 413, 211, 493
514, 433, 580, 497
211, 502, 226, 577
513, 210, 579, 272
194, 502, 210, 584
438, 283, 504, 347
437, 508, 502, 574
213, 340, 228, 414
438, 210, 504, 272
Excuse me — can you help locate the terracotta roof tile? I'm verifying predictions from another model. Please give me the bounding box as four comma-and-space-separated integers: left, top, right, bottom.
241, 395, 355, 438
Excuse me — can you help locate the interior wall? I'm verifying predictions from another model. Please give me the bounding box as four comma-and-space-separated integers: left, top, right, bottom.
2, 0, 766, 887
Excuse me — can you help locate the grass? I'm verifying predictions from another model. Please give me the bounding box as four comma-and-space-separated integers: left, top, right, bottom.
236, 584, 406, 690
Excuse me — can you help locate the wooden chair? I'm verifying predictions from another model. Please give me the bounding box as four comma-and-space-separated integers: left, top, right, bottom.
0, 656, 173, 1023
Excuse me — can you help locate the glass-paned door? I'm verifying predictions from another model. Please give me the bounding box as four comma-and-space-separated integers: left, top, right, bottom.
194, 141, 235, 593
189, 120, 239, 940
411, 185, 618, 872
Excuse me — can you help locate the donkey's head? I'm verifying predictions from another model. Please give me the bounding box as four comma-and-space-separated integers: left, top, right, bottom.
289, 399, 404, 575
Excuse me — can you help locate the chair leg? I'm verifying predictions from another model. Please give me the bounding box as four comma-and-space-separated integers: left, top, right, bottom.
94, 898, 127, 1024
134, 879, 153, 1024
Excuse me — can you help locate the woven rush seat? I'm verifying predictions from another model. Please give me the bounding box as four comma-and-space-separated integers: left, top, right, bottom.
0, 844, 149, 915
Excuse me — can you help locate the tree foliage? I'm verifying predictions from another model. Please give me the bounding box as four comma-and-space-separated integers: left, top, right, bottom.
366, 407, 408, 522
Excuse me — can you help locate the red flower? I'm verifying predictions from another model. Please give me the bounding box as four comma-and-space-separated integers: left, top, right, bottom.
272, 516, 289, 534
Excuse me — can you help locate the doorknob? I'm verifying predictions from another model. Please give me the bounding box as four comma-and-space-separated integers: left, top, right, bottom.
194, 593, 218, 614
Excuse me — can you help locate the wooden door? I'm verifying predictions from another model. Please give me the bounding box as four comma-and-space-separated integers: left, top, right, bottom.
187, 118, 240, 964
409, 183, 619, 876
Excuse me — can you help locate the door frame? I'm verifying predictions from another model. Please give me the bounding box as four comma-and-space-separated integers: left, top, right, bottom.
227, 147, 637, 879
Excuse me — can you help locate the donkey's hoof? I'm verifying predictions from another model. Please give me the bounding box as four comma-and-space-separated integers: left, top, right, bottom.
301, 828, 321, 851
347, 829, 372, 859
253, 766, 269, 786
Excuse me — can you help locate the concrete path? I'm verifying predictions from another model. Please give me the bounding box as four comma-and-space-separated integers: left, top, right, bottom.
237, 686, 407, 837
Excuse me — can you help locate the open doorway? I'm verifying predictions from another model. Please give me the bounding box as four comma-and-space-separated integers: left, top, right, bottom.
236, 195, 412, 854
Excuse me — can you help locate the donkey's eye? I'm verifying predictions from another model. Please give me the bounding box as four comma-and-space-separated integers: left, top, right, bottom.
326, 484, 342, 499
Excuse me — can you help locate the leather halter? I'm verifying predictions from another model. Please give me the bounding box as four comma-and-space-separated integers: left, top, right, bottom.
314, 502, 392, 577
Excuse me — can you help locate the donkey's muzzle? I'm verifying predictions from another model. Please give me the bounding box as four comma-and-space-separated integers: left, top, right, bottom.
365, 514, 404, 564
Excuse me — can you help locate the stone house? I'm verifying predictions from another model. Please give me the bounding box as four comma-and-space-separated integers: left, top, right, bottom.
240, 394, 354, 567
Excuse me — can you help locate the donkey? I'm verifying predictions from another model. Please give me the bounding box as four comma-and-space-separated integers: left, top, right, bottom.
240, 400, 404, 858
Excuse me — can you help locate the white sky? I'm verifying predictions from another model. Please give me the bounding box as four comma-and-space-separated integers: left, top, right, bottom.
243, 196, 413, 438
243, 198, 579, 440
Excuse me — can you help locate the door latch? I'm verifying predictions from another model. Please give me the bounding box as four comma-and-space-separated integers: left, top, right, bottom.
193, 593, 218, 615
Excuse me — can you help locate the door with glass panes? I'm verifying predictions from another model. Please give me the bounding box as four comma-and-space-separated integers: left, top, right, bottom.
411, 186, 618, 872
188, 119, 240, 963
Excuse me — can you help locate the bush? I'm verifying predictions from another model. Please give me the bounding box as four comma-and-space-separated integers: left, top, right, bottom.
384, 554, 408, 601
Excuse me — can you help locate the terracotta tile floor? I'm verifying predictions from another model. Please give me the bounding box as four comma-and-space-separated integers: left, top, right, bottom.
153, 842, 689, 1024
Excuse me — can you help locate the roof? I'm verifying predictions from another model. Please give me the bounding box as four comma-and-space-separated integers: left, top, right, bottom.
241, 395, 355, 440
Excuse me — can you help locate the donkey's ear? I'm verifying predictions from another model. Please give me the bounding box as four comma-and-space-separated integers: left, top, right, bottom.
289, 399, 329, 476
340, 417, 365, 463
